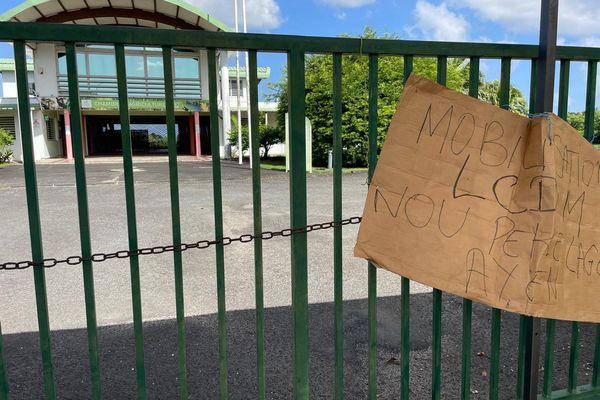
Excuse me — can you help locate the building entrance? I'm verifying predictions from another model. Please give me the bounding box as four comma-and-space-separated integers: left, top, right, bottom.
86, 115, 195, 156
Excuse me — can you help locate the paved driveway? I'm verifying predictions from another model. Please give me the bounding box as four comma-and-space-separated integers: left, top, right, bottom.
0, 160, 595, 399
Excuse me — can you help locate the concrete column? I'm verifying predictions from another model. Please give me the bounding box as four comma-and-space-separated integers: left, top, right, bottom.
63, 109, 73, 161
194, 111, 201, 159
220, 64, 231, 143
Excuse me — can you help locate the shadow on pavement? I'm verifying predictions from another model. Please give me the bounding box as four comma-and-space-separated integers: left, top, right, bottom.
2, 293, 597, 399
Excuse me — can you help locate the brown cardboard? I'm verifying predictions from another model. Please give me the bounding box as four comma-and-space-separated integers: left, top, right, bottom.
354, 74, 600, 322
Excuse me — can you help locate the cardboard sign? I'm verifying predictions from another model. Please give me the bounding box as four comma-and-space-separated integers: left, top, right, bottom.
354, 75, 600, 322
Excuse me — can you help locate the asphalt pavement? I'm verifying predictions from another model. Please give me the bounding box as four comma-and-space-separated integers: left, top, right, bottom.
0, 159, 596, 399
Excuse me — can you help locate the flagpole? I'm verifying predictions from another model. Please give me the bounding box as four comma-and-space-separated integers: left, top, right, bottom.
242, 0, 252, 168
234, 0, 243, 164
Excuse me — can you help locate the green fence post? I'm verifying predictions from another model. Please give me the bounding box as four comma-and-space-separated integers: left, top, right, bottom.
248, 49, 266, 400
542, 58, 569, 398
65, 41, 102, 400
288, 48, 309, 400
162, 45, 189, 400
367, 53, 379, 400
584, 61, 597, 142
114, 43, 147, 399
332, 52, 344, 400
207, 48, 230, 400
400, 55, 413, 400
459, 56, 479, 400
0, 322, 7, 400
13, 39, 56, 400
431, 55, 447, 400
488, 57, 511, 400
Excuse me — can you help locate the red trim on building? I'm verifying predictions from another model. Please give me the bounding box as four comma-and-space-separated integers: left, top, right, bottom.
64, 109, 73, 160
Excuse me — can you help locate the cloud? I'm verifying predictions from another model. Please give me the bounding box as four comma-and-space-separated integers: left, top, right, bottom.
412, 1, 469, 41
189, 0, 283, 30
316, 0, 375, 7
334, 11, 347, 19
449, 0, 600, 45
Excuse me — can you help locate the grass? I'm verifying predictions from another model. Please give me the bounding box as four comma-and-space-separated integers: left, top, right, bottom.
259, 156, 367, 174
0, 162, 13, 169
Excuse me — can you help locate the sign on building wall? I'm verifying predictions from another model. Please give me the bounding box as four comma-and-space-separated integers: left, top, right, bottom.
354, 75, 600, 323
40, 96, 209, 112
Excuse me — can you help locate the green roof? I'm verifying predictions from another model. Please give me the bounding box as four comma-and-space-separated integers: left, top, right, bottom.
0, 0, 231, 32
0, 58, 33, 72
228, 67, 271, 79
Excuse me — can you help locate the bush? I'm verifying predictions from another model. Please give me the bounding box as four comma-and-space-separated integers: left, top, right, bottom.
0, 127, 14, 163
227, 113, 284, 158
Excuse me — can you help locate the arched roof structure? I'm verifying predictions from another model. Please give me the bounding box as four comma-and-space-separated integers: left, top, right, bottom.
0, 0, 230, 31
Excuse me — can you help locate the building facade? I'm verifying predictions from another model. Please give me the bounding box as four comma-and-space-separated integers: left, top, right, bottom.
0, 0, 274, 161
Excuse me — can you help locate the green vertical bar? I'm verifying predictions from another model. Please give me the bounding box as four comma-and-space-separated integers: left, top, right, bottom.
437, 56, 447, 86
557, 60, 570, 119
469, 57, 480, 98
489, 309, 501, 400
568, 321, 580, 392
592, 327, 600, 387
569, 62, 589, 393
401, 54, 412, 400
248, 50, 265, 400
488, 57, 510, 400
499, 57, 511, 109
288, 48, 309, 400
543, 320, 556, 397
461, 56, 480, 400
162, 45, 188, 399
400, 277, 410, 400
207, 48, 229, 400
517, 60, 537, 400
332, 52, 344, 400
584, 61, 597, 142
65, 42, 101, 400
367, 53, 378, 400
14, 39, 56, 400
0, 322, 8, 400
461, 299, 472, 400
114, 44, 146, 399
431, 55, 446, 400
403, 55, 413, 83
528, 59, 538, 115
461, 56, 478, 400
516, 315, 528, 399
543, 59, 568, 398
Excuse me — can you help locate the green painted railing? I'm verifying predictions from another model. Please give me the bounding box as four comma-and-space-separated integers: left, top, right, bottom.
1, 21, 600, 400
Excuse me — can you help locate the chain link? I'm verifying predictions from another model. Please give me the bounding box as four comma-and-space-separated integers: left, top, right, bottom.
0, 217, 362, 271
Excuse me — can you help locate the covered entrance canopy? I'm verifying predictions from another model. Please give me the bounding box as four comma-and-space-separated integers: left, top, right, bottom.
85, 114, 211, 156
0, 0, 230, 31
1, 0, 228, 160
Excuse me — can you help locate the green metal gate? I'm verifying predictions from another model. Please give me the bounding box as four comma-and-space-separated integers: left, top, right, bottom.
1, 21, 600, 400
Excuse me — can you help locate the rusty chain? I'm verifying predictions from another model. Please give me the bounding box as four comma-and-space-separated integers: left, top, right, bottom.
0, 216, 362, 271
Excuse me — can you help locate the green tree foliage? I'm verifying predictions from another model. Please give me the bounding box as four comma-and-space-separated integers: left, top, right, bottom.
271, 28, 529, 167
227, 113, 284, 158
478, 81, 528, 116
566, 111, 600, 142
0, 128, 14, 163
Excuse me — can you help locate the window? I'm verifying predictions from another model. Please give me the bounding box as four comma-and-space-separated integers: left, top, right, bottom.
174, 57, 199, 79
230, 80, 243, 97
88, 54, 116, 76
57, 52, 87, 75
46, 118, 56, 140
0, 116, 16, 138
146, 56, 164, 78
125, 55, 145, 77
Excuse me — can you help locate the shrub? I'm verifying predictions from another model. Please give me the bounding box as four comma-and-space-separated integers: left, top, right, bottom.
227, 113, 283, 158
0, 127, 14, 163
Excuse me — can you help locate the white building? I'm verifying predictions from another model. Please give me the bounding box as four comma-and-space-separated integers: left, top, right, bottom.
0, 0, 277, 161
